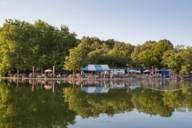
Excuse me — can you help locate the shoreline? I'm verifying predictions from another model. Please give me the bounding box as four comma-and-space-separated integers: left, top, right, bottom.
1, 72, 192, 82
0, 76, 181, 81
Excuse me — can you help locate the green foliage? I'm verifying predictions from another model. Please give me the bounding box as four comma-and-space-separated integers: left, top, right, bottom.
64, 43, 86, 72
162, 48, 192, 75
162, 50, 182, 73
0, 19, 77, 75
163, 90, 184, 108
66, 36, 134, 68
63, 86, 192, 118
64, 88, 133, 118
132, 89, 173, 117
131, 39, 173, 68
0, 19, 191, 76
0, 82, 76, 128
0, 81, 192, 126
87, 49, 106, 64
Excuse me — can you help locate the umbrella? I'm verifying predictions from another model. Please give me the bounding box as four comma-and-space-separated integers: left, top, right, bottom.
45, 69, 52, 73
143, 70, 150, 73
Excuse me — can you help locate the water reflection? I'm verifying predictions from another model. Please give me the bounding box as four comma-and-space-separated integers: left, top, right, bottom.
0, 79, 192, 127
0, 81, 76, 128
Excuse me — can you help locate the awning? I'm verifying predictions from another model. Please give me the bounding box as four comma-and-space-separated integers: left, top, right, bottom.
81, 64, 110, 72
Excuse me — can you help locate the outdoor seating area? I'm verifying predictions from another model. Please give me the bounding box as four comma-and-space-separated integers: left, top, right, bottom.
4, 64, 191, 81
80, 64, 172, 80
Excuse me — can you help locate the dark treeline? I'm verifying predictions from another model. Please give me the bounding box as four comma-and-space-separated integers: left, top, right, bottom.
0, 19, 192, 76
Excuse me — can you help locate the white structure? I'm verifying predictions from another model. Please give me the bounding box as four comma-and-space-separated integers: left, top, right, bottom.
110, 69, 125, 75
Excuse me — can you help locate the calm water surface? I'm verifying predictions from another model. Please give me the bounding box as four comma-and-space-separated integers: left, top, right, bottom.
0, 79, 192, 128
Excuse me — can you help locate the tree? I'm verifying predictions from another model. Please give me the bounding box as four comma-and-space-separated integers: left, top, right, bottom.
74, 37, 134, 67
64, 43, 86, 73
162, 50, 182, 74
162, 48, 192, 75
87, 49, 106, 64
0, 19, 77, 76
105, 42, 134, 66
33, 20, 77, 71
64, 87, 133, 118
131, 39, 173, 68
0, 19, 35, 75
0, 81, 76, 128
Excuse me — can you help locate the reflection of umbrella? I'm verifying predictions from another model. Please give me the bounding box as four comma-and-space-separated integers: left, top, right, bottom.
44, 85, 52, 90
45, 69, 52, 73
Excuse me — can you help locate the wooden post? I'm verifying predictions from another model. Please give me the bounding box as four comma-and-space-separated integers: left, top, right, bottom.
52, 81, 55, 93
17, 78, 19, 87
32, 66, 35, 78
16, 66, 19, 87
53, 66, 55, 78
32, 80, 35, 91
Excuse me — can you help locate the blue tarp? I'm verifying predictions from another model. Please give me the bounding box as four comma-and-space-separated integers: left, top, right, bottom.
160, 69, 170, 78
81, 86, 109, 93
81, 64, 110, 72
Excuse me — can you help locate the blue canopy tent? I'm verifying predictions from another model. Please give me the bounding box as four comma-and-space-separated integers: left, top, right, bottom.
160, 69, 170, 78
81, 64, 110, 73
81, 86, 109, 93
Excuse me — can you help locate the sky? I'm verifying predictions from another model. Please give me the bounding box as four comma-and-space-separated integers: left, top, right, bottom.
0, 0, 192, 45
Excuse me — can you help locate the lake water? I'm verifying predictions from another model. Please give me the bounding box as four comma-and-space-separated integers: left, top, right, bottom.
0, 79, 192, 128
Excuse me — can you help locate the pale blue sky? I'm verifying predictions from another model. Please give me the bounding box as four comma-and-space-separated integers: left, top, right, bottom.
0, 0, 192, 45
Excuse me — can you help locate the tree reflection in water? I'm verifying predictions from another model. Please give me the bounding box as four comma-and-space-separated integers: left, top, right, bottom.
0, 80, 192, 127
0, 82, 76, 128
64, 81, 192, 118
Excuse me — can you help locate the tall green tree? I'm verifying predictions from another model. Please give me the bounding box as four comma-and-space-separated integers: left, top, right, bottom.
131, 39, 173, 68
0, 19, 77, 76
64, 43, 86, 73
162, 48, 192, 75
